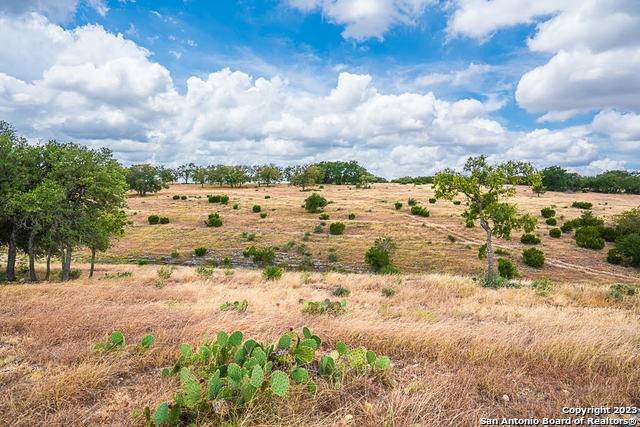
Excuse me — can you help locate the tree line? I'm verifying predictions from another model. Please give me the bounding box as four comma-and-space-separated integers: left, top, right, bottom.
1, 122, 127, 282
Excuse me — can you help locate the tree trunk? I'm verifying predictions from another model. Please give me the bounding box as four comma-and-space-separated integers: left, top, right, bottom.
89, 248, 96, 278
60, 248, 66, 281
28, 231, 37, 282
45, 247, 52, 281
65, 242, 72, 280
480, 217, 495, 280
6, 227, 17, 282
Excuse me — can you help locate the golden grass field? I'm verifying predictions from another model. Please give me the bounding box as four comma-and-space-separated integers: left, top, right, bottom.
1, 183, 639, 426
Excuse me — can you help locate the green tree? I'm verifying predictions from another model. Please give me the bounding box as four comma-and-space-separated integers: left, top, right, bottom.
289, 165, 324, 190
192, 167, 207, 187
177, 162, 196, 184
433, 156, 540, 281
256, 164, 282, 187
84, 210, 127, 277
126, 164, 167, 196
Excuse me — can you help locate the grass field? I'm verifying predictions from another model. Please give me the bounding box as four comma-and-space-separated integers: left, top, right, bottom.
1, 264, 638, 426
1, 183, 639, 426
108, 183, 640, 284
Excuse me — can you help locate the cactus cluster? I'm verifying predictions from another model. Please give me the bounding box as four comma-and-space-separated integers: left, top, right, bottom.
143, 327, 391, 426
219, 300, 248, 312
302, 299, 347, 316
93, 331, 155, 354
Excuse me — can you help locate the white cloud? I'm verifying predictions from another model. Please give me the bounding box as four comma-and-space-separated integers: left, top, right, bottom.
0, 12, 635, 176
0, 0, 107, 22
286, 0, 434, 41
415, 63, 494, 87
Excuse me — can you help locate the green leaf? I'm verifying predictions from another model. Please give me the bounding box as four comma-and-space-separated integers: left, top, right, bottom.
300, 338, 317, 350
321, 355, 334, 374
179, 343, 192, 358
243, 339, 257, 354
234, 347, 246, 365
140, 334, 155, 350
241, 383, 257, 403
110, 331, 125, 347
366, 350, 376, 364
153, 402, 170, 426
336, 341, 347, 355
207, 371, 223, 400
374, 356, 391, 370
307, 381, 317, 394
291, 367, 308, 384
277, 335, 291, 349
270, 370, 289, 397
295, 346, 315, 365
302, 326, 311, 339
227, 363, 243, 381
249, 365, 264, 388
252, 346, 267, 365
228, 331, 243, 346
217, 331, 228, 347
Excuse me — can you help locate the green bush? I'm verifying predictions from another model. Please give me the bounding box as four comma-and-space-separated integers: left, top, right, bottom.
181, 195, 187, 200
394, 202, 402, 210
329, 222, 346, 235
410, 205, 430, 217
232, 204, 239, 210
93, 330, 127, 353
531, 278, 555, 296
560, 222, 574, 233
148, 214, 160, 224
520, 233, 541, 244
170, 250, 180, 258
447, 234, 456, 243
549, 228, 562, 238
607, 283, 637, 301
331, 286, 350, 297
381, 287, 395, 297
304, 193, 328, 213
598, 226, 618, 242
614, 207, 640, 237
572, 201, 592, 209
545, 217, 557, 226
478, 244, 486, 259
206, 213, 223, 227
348, 213, 356, 220
260, 212, 267, 219
523, 248, 545, 268
497, 258, 517, 279
263, 265, 283, 280
428, 198, 436, 204
172, 195, 180, 200
142, 327, 390, 426
364, 237, 396, 273
196, 266, 214, 277
159, 216, 170, 224
219, 300, 248, 312
327, 249, 338, 262
242, 246, 275, 265
607, 248, 624, 265
319, 213, 330, 220
540, 207, 555, 218
379, 264, 400, 275
194, 247, 207, 257
208, 194, 229, 204
575, 226, 605, 250
157, 266, 174, 280
313, 224, 323, 233
615, 233, 640, 266
453, 200, 462, 206
264, 195, 271, 199
136, 259, 149, 266
252, 205, 262, 213
407, 197, 417, 206
302, 299, 346, 316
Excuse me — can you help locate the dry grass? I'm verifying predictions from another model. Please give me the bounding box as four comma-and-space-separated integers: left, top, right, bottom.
98, 183, 640, 285
1, 264, 639, 426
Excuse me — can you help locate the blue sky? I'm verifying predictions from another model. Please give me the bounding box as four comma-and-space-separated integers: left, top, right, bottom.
0, 0, 638, 177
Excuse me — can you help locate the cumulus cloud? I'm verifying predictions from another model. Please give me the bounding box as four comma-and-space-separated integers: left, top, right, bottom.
0, 0, 107, 22
286, 0, 434, 41
0, 12, 634, 177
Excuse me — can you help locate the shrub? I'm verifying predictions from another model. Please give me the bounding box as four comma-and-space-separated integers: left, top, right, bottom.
545, 217, 557, 226
148, 215, 160, 225
520, 233, 541, 244
428, 198, 436, 204
219, 300, 248, 312
607, 248, 624, 265
497, 258, 517, 279
304, 193, 328, 213
243, 246, 275, 265
181, 195, 187, 200
447, 234, 456, 243
572, 201, 592, 209
549, 228, 562, 238
263, 265, 283, 280
453, 200, 462, 205
394, 202, 402, 210
302, 232, 310, 241
410, 206, 430, 217
260, 212, 267, 219
541, 207, 556, 218
575, 226, 605, 250
615, 233, 640, 266
318, 213, 330, 220
329, 222, 346, 235
478, 244, 486, 259
159, 216, 170, 224
331, 286, 350, 297
194, 247, 207, 256
364, 237, 397, 273
407, 198, 417, 206
302, 299, 346, 316
142, 327, 390, 426
531, 278, 555, 296
480, 275, 518, 289
327, 249, 338, 262
523, 248, 545, 268
381, 287, 395, 297
206, 213, 223, 227
136, 259, 149, 266
170, 250, 180, 258
232, 203, 239, 210
465, 218, 474, 228
196, 266, 214, 277
607, 283, 637, 301
379, 264, 400, 275
313, 224, 323, 233
348, 213, 356, 220
614, 207, 640, 237
283, 240, 295, 251
172, 195, 180, 200
598, 226, 618, 242
252, 205, 262, 213
264, 195, 271, 199
560, 222, 574, 233
157, 266, 174, 280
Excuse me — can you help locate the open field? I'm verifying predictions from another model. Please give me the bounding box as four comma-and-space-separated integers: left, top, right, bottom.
103, 183, 640, 285
1, 264, 639, 426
